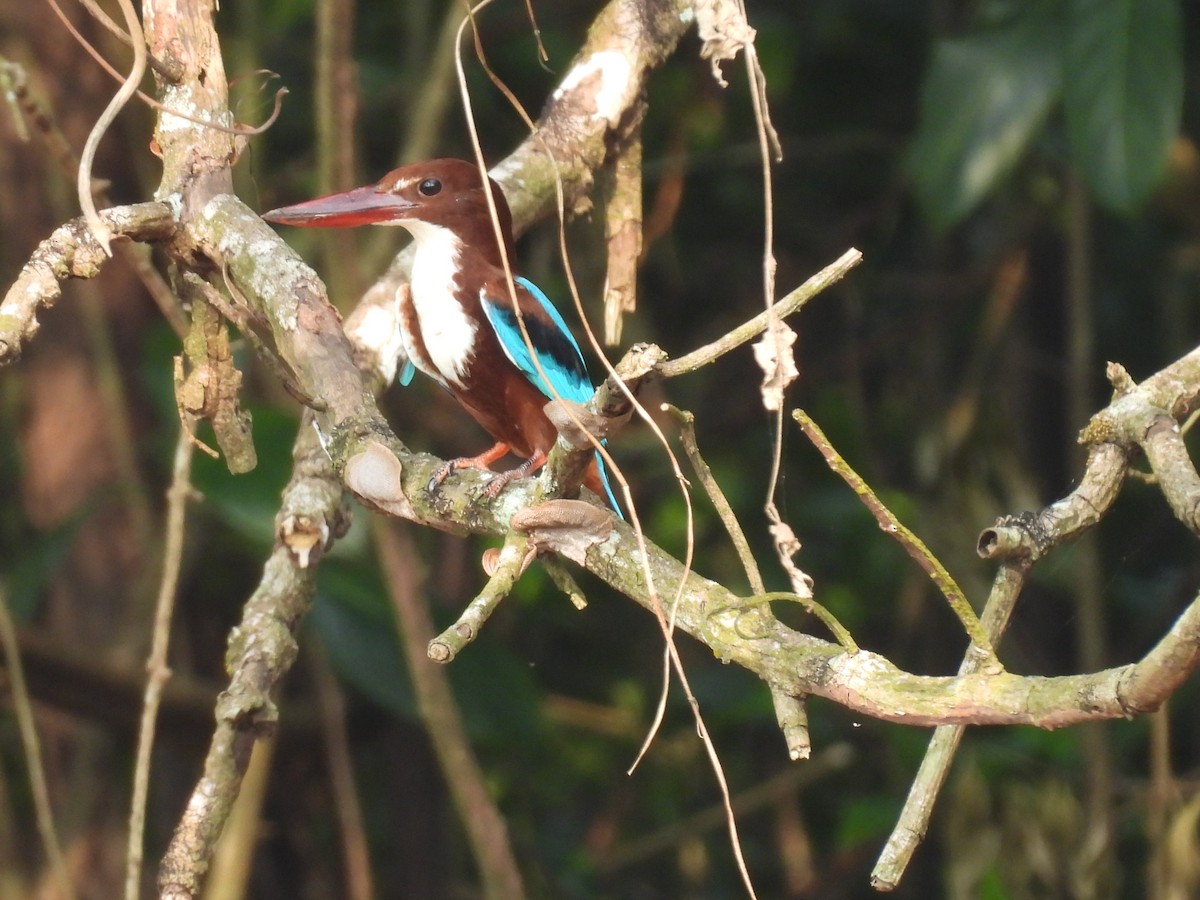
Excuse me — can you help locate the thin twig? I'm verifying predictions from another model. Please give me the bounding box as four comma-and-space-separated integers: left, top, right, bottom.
871, 559, 1029, 890
0, 585, 77, 900
730, 592, 858, 653
793, 409, 998, 662
665, 404, 764, 593
125, 429, 194, 900
659, 248, 862, 378
428, 530, 532, 662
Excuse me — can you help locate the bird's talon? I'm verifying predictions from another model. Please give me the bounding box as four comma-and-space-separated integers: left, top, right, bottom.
481, 477, 509, 501
428, 461, 456, 493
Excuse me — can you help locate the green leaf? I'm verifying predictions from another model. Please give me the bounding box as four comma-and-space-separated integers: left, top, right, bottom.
1064, 0, 1183, 211
907, 3, 1064, 229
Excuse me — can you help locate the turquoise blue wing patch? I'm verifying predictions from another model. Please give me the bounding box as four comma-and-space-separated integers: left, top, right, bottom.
480, 277, 593, 405
480, 277, 623, 519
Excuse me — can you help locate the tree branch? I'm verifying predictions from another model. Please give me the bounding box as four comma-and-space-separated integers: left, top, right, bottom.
0, 203, 176, 365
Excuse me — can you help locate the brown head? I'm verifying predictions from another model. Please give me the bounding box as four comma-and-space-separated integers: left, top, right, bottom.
262, 158, 516, 263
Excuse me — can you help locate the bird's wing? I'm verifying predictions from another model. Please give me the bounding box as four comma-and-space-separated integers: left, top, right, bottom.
481, 277, 624, 519
479, 276, 594, 404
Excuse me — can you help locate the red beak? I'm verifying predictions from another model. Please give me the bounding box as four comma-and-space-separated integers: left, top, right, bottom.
262, 184, 414, 228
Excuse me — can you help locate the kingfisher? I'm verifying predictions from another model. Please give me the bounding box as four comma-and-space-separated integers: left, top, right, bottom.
263, 158, 621, 515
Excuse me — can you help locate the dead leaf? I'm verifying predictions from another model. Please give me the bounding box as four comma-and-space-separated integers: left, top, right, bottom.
752, 317, 798, 412
695, 0, 757, 87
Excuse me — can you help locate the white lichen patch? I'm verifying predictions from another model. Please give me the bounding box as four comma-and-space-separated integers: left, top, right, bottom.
158, 90, 203, 134
552, 50, 632, 127
158, 192, 184, 216
827, 651, 891, 698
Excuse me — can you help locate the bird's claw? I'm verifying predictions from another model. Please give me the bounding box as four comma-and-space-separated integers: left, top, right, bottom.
480, 470, 520, 500
427, 460, 456, 493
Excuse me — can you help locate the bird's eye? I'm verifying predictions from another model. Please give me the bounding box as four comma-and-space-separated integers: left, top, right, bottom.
418, 178, 442, 197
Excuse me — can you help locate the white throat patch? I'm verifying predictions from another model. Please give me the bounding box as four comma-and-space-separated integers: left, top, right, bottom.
396, 220, 476, 387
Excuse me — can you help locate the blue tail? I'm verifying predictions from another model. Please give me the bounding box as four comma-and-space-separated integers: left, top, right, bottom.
596, 452, 623, 520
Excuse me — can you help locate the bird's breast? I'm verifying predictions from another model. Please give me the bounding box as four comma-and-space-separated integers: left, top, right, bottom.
404, 222, 478, 388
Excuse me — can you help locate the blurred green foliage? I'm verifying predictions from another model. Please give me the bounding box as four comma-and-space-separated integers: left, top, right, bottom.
909, 0, 1183, 227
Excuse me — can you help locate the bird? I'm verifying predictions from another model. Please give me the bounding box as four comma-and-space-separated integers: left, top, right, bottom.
262, 158, 621, 515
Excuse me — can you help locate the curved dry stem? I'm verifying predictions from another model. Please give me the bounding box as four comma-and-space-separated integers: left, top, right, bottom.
50, 0, 286, 138
77, 0, 146, 254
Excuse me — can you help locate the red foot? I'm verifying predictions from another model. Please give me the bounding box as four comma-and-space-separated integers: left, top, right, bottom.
427, 444, 548, 502
427, 442, 511, 491
481, 451, 547, 499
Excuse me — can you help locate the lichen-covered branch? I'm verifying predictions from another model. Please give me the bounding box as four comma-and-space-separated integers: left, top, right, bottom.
10, 0, 1200, 893
158, 421, 346, 899
132, 0, 706, 895
0, 203, 176, 365
199, 166, 1200, 731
